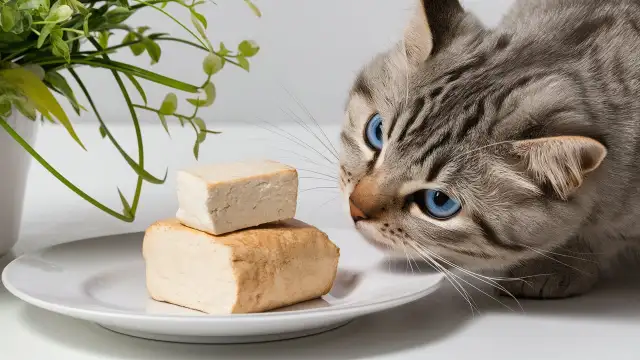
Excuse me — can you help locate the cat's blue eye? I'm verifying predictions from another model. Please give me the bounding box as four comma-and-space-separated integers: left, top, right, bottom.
365, 113, 384, 151
414, 189, 462, 220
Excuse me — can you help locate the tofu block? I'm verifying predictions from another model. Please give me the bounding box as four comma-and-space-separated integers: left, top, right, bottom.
176, 160, 298, 235
143, 218, 340, 315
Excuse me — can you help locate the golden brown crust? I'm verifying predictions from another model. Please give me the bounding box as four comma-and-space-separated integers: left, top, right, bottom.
144, 218, 340, 314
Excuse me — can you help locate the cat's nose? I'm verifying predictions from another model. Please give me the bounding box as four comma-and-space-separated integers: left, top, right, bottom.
349, 200, 368, 223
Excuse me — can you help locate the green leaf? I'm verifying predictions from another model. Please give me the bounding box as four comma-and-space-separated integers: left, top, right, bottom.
190, 10, 207, 29
137, 26, 150, 34
218, 42, 229, 56
99, 125, 107, 138
238, 40, 259, 57
117, 188, 133, 218
45, 71, 82, 115
36, 23, 55, 48
14, 98, 37, 121
197, 131, 206, 144
202, 53, 223, 76
50, 28, 70, 62
0, 98, 12, 116
143, 38, 161, 64
0, 67, 85, 149
187, 82, 215, 107
125, 74, 147, 105
13, 10, 31, 34
131, 42, 145, 55
158, 113, 169, 134
51, 57, 200, 93
191, 13, 207, 39
237, 56, 250, 71
82, 13, 91, 36
17, 0, 49, 12
244, 0, 261, 17
1, 5, 18, 32
194, 117, 206, 131
69, 66, 168, 186
123, 32, 145, 56
45, 4, 72, 23
159, 93, 177, 115
203, 82, 215, 106
186, 98, 206, 107
106, 7, 132, 24
117, 0, 129, 7
193, 140, 200, 159
65, 0, 88, 14
98, 31, 112, 49
203, 129, 222, 135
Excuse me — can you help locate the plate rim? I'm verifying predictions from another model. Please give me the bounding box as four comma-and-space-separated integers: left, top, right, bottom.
2, 234, 444, 323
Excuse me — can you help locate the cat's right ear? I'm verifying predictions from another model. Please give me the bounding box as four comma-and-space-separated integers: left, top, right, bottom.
404, 0, 465, 65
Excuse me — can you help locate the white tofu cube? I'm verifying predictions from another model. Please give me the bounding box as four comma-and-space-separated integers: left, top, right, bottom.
175, 160, 298, 235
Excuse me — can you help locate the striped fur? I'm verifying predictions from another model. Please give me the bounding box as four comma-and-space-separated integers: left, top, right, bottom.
340, 0, 640, 299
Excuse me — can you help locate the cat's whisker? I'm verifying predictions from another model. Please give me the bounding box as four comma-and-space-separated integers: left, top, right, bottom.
410, 242, 523, 312
300, 186, 340, 193
258, 120, 337, 166
407, 244, 478, 312
521, 245, 592, 276
409, 243, 524, 312
553, 246, 607, 256
297, 168, 339, 180
300, 176, 339, 183
251, 142, 338, 173
401, 242, 415, 275
240, 119, 336, 167
308, 194, 341, 218
412, 250, 479, 315
522, 245, 599, 264
280, 106, 340, 162
280, 86, 340, 159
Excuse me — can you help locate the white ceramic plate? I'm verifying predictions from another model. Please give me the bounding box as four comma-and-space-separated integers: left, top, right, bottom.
2, 228, 443, 344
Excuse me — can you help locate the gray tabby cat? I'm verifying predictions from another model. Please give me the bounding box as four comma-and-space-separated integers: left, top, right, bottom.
340, 0, 640, 299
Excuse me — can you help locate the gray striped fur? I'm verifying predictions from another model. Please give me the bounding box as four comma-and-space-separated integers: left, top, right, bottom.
340, 0, 640, 299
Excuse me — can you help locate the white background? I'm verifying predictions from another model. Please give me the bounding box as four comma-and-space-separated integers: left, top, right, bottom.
68, 0, 516, 126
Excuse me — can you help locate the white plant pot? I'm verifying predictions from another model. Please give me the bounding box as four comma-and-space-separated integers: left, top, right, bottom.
0, 111, 38, 257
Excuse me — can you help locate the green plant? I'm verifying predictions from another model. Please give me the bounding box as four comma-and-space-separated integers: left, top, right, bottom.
0, 0, 260, 221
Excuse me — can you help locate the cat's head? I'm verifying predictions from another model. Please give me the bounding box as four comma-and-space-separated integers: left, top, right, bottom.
339, 0, 608, 269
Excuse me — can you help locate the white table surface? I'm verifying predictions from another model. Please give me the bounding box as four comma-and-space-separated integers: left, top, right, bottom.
2, 123, 640, 359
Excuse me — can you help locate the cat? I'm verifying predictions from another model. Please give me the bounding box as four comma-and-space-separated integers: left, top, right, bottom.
339, 0, 640, 300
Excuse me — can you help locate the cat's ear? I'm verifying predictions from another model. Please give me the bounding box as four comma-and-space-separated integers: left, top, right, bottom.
511, 136, 607, 200
404, 0, 465, 65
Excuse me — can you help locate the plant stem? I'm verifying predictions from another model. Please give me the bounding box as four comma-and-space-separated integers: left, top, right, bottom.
67, 68, 165, 184
132, 0, 211, 51
0, 118, 134, 222
133, 104, 195, 120
89, 37, 149, 214
155, 37, 241, 67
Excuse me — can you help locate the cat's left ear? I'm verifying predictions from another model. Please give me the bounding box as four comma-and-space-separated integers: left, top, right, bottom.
404, 0, 465, 65
511, 136, 608, 200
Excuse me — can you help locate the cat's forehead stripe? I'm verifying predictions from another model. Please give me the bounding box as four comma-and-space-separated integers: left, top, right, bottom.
351, 72, 374, 102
